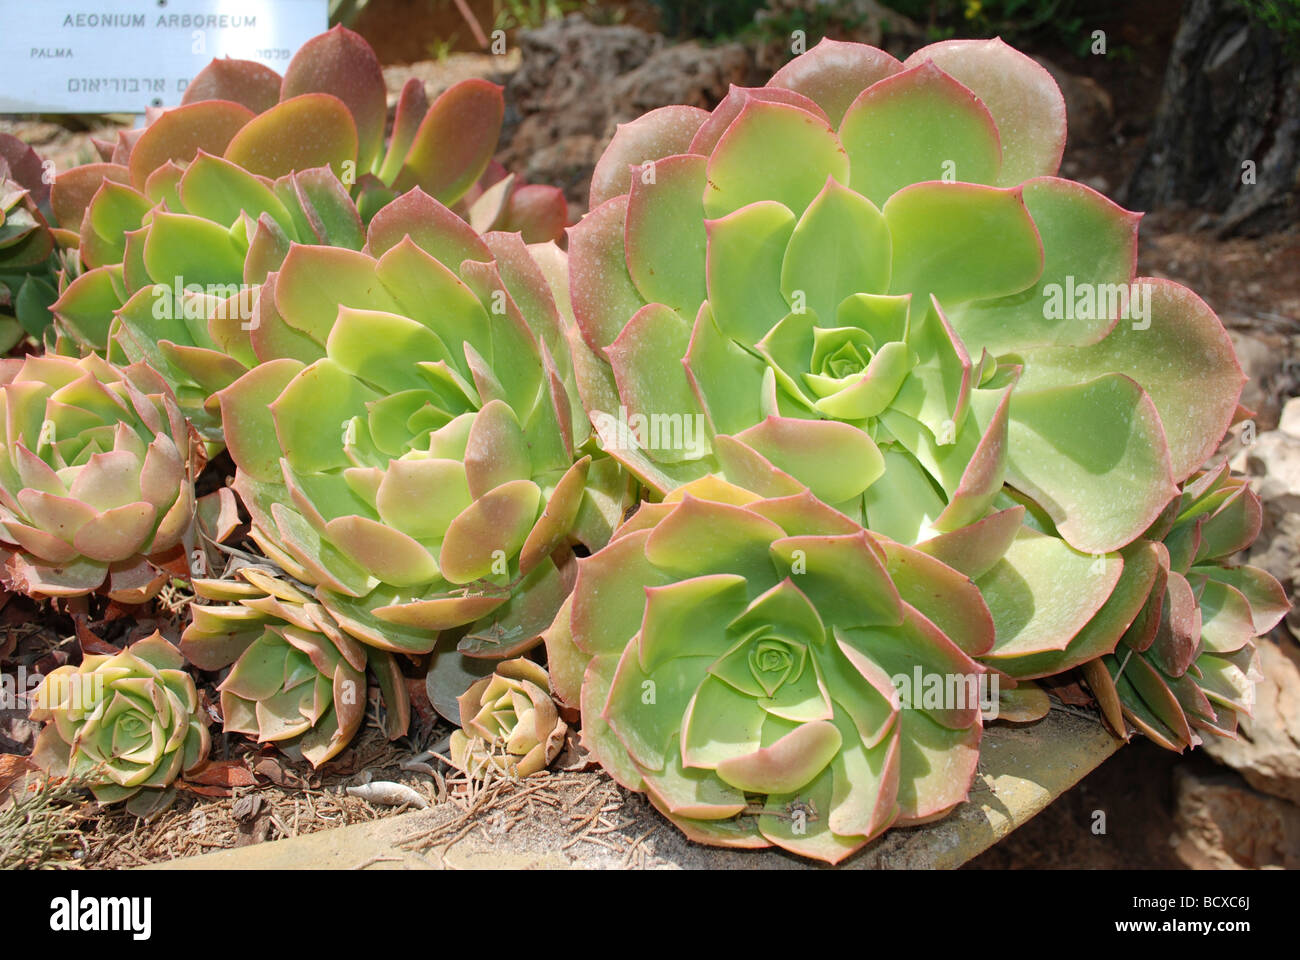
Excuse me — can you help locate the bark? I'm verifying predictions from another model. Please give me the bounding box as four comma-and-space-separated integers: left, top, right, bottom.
1122, 0, 1300, 235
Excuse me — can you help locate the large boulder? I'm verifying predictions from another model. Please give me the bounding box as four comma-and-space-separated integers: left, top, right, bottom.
498, 16, 758, 211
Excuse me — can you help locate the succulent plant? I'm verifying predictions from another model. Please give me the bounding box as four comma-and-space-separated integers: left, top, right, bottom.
449, 657, 566, 777
216, 189, 610, 659
0, 352, 204, 602
181, 565, 409, 766
1081, 465, 1288, 750
544, 475, 1000, 863
93, 156, 366, 436
178, 26, 565, 235
0, 134, 60, 352
28, 632, 210, 805
569, 37, 1243, 563
48, 27, 562, 334
50, 143, 365, 358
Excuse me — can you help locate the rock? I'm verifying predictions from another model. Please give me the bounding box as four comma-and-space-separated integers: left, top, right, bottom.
1033, 57, 1115, 147
1171, 766, 1300, 869
1203, 639, 1300, 806
381, 53, 517, 104
1228, 328, 1298, 431
1242, 398, 1300, 593
1248, 427, 1300, 508
499, 16, 759, 211
609, 41, 756, 119
497, 17, 661, 205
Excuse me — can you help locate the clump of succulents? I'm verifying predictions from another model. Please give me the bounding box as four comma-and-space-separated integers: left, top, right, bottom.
8, 27, 1280, 858
545, 475, 997, 863
178, 25, 564, 235
0, 353, 203, 602
48, 27, 562, 338
0, 134, 60, 352
449, 657, 566, 777
181, 565, 409, 766
545, 33, 1275, 858
216, 188, 608, 660
28, 632, 210, 807
1082, 466, 1288, 750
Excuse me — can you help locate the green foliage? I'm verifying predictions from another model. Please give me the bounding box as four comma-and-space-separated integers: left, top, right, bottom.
494, 0, 601, 32
328, 0, 374, 28
1235, 0, 1300, 57
650, 0, 769, 39
747, 1, 881, 50
884, 0, 1121, 56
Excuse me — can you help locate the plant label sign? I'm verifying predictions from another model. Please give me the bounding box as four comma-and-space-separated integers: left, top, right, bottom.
0, 0, 327, 113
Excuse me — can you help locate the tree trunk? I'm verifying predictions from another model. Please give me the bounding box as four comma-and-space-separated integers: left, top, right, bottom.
1122, 0, 1299, 235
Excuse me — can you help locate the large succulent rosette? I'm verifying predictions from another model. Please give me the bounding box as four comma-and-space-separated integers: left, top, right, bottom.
0, 352, 202, 601
569, 36, 1244, 563
566, 37, 1252, 711
217, 189, 612, 658
545, 476, 999, 864
181, 565, 410, 766
1081, 466, 1289, 750
28, 632, 210, 805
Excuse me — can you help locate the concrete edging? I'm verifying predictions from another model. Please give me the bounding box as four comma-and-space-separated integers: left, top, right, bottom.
148, 709, 1122, 869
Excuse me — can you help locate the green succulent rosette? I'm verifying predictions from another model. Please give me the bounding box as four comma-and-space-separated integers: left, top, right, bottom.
449, 656, 566, 778
216, 189, 616, 659
1082, 466, 1289, 751
565, 36, 1254, 702
177, 25, 564, 233
569, 36, 1244, 564
181, 565, 410, 766
0, 352, 203, 602
545, 475, 1000, 864
28, 632, 210, 805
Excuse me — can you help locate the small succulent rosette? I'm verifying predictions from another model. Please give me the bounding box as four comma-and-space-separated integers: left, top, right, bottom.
0, 134, 60, 351
216, 189, 610, 660
449, 657, 566, 778
28, 632, 210, 806
569, 36, 1243, 564
0, 353, 203, 602
1082, 466, 1289, 750
182, 565, 410, 767
545, 476, 1000, 864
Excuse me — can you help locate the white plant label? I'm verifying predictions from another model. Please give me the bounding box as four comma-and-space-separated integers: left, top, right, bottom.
0, 0, 327, 113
